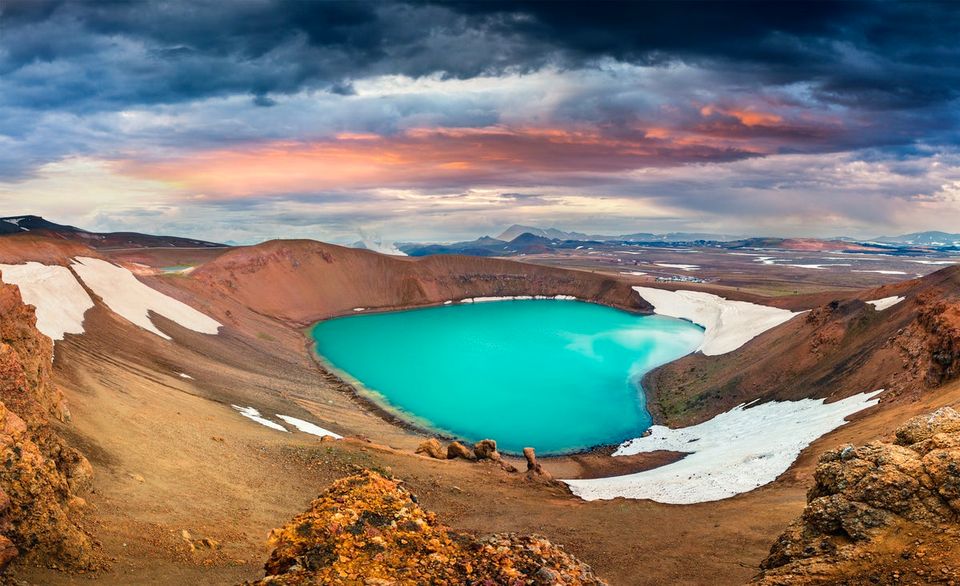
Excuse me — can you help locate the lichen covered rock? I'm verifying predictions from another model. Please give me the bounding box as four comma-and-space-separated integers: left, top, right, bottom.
250, 470, 607, 585
755, 407, 960, 585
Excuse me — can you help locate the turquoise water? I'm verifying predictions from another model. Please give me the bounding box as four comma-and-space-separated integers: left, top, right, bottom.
311, 300, 704, 454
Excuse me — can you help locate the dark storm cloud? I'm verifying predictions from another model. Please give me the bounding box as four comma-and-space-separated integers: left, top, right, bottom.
448, 1, 960, 110
0, 0, 534, 113
3, 0, 960, 113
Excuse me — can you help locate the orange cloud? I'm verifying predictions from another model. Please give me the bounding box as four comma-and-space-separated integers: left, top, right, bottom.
700, 104, 784, 127
116, 125, 766, 197
728, 109, 783, 127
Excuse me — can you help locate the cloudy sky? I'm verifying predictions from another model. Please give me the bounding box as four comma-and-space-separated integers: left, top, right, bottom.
2, 0, 960, 244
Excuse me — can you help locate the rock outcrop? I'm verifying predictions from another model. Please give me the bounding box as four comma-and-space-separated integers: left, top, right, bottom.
754, 407, 960, 585
896, 291, 960, 387
0, 281, 97, 571
250, 470, 607, 585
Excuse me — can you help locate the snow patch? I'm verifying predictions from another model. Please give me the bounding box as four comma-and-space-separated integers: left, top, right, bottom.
564, 391, 881, 504
71, 257, 221, 340
785, 263, 850, 270
655, 263, 699, 271
866, 296, 905, 311
633, 286, 799, 356
178, 372, 193, 380
0, 262, 93, 341
853, 270, 908, 275
231, 405, 288, 432
276, 415, 343, 439
460, 295, 578, 303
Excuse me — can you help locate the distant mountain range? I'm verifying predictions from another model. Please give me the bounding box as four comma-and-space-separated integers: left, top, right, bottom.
496, 224, 742, 243
0, 215, 225, 249
396, 225, 960, 258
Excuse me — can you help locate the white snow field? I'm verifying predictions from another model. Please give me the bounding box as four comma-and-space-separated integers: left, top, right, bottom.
564, 390, 881, 504
866, 296, 906, 311
71, 257, 221, 340
231, 405, 288, 432
0, 262, 94, 340
276, 415, 343, 439
633, 286, 799, 356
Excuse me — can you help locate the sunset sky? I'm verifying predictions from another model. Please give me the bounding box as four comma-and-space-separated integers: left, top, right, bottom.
2, 1, 960, 244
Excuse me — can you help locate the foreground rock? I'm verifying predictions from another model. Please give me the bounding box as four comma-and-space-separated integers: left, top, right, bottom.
250, 470, 607, 585
0, 281, 98, 571
754, 407, 960, 585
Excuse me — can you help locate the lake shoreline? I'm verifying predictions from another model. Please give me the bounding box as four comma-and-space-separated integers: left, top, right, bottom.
307, 298, 704, 458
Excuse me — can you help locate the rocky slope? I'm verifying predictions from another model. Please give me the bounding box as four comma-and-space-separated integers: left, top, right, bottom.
0, 281, 97, 571
754, 407, 960, 585
250, 470, 606, 585
647, 266, 960, 427
189, 239, 648, 325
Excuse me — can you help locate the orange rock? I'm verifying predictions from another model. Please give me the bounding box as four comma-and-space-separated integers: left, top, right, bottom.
250, 470, 607, 585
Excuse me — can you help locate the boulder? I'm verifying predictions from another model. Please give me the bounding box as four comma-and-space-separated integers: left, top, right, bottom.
895, 406, 960, 445
446, 441, 474, 460
754, 407, 960, 584
415, 438, 446, 460
473, 439, 500, 461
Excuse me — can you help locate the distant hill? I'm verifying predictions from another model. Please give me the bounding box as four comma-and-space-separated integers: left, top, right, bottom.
873, 231, 960, 246
0, 215, 225, 249
397, 237, 509, 257
507, 233, 556, 254
721, 237, 893, 253
497, 225, 592, 241
399, 233, 561, 257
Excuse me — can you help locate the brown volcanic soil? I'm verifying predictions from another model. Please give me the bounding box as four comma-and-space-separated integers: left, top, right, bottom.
0, 233, 100, 265
1, 236, 960, 584
184, 239, 649, 326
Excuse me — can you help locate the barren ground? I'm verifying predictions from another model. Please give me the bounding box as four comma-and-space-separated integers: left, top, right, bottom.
7, 244, 960, 585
